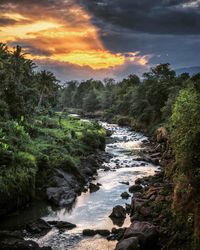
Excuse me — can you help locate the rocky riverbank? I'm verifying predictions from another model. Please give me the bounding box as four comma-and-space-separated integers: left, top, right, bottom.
109, 132, 193, 250
45, 152, 110, 208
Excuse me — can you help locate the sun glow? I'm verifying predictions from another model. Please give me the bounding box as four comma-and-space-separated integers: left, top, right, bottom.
0, 1, 148, 70
0, 21, 62, 41
52, 50, 125, 69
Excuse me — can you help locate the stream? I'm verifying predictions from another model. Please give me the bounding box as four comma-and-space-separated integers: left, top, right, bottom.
1, 121, 158, 250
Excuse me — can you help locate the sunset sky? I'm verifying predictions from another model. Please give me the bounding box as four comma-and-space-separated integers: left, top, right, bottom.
0, 0, 200, 81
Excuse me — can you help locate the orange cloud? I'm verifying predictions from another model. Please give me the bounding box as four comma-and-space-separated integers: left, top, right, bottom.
0, 0, 149, 71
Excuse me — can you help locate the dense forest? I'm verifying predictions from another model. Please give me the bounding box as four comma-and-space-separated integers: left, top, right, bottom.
1, 43, 200, 249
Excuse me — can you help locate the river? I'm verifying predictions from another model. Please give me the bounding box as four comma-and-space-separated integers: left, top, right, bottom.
0, 121, 158, 250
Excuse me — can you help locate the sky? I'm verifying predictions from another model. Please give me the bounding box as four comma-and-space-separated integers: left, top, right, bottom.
0, 0, 200, 81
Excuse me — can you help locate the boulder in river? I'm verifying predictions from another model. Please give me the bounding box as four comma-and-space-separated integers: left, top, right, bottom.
95, 229, 110, 237
83, 229, 96, 236
121, 192, 131, 199
47, 221, 76, 230
82, 229, 110, 237
89, 183, 100, 193
109, 205, 126, 227
109, 205, 126, 219
129, 184, 143, 193
26, 219, 51, 235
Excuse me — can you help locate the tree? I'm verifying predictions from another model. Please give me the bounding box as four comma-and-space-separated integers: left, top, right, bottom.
83, 90, 99, 112
143, 63, 176, 82
61, 81, 78, 108
0, 44, 38, 119
37, 70, 59, 108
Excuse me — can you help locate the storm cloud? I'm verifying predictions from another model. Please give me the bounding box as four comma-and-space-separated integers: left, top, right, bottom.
77, 0, 200, 70
0, 0, 199, 80
78, 0, 200, 35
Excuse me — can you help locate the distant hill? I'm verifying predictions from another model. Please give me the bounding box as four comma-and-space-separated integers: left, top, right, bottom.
175, 66, 200, 76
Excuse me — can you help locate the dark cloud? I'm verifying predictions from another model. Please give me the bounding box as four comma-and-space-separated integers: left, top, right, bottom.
10, 41, 53, 56
78, 0, 200, 35
76, 0, 200, 69
35, 59, 114, 81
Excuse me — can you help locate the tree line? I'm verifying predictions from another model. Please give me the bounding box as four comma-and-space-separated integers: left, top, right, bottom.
60, 63, 199, 128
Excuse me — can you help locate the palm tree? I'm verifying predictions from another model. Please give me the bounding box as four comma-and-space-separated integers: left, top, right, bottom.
37, 70, 59, 108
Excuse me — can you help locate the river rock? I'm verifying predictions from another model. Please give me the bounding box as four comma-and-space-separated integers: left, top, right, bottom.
135, 178, 143, 185
109, 205, 126, 218
115, 237, 139, 250
46, 187, 77, 207
47, 221, 76, 230
129, 185, 143, 193
132, 192, 143, 198
26, 219, 51, 235
111, 227, 126, 240
89, 183, 100, 193
95, 229, 110, 236
121, 192, 130, 199
0, 231, 52, 250
82, 229, 110, 237
103, 166, 110, 171
119, 181, 129, 185
109, 205, 126, 226
82, 167, 95, 176
124, 221, 158, 250
83, 229, 96, 236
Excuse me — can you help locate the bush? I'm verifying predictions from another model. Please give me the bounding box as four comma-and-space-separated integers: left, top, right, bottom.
81, 130, 105, 151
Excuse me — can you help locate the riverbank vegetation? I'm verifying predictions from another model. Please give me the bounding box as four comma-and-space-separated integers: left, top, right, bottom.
61, 63, 200, 247
0, 44, 105, 215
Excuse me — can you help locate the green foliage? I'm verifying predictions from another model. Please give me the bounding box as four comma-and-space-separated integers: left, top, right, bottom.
60, 64, 184, 130
0, 43, 60, 119
0, 111, 105, 210
170, 85, 200, 185
81, 129, 105, 151
83, 90, 99, 112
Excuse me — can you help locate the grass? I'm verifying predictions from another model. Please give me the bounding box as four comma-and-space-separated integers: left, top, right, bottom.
0, 113, 106, 211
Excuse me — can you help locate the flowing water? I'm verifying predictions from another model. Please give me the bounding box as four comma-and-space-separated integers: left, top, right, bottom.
1, 122, 158, 250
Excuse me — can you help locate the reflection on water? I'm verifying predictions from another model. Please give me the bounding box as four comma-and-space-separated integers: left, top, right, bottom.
1, 122, 158, 250
72, 235, 117, 250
